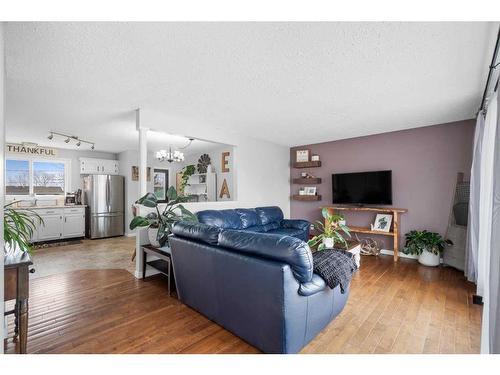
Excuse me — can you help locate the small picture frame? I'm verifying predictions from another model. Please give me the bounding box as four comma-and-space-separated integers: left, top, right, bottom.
372, 214, 393, 232
295, 149, 310, 163
301, 171, 308, 178
299, 187, 306, 195
304, 186, 317, 196
311, 154, 320, 162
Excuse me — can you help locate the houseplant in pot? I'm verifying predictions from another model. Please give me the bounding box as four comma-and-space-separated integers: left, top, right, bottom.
129, 186, 198, 247
402, 230, 452, 267
178, 164, 196, 196
4, 201, 43, 255
308, 207, 351, 251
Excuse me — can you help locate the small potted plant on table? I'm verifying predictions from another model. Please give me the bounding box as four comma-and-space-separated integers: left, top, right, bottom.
402, 230, 452, 267
308, 208, 351, 251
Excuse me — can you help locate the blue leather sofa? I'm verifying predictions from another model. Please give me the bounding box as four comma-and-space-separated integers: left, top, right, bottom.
196, 206, 310, 242
169, 207, 350, 354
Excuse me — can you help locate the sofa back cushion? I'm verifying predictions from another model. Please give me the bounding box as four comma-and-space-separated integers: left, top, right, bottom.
255, 206, 284, 226
235, 208, 259, 229
218, 229, 313, 283
197, 209, 242, 229
172, 221, 221, 245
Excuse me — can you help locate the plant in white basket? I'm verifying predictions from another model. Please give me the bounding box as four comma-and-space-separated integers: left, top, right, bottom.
308, 208, 350, 251
129, 186, 197, 248
402, 230, 452, 267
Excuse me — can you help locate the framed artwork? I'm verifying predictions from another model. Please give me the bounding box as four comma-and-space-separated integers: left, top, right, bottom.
304, 186, 317, 196
132, 166, 152, 182
295, 149, 310, 163
153, 168, 169, 203
372, 214, 392, 232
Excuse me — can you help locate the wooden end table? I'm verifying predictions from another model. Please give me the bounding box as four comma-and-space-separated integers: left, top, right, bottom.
4, 250, 33, 354
141, 245, 176, 296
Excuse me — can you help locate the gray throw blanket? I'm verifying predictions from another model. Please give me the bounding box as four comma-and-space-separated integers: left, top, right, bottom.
312, 249, 358, 293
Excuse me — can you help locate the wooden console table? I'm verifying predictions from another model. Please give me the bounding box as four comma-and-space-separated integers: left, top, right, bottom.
324, 206, 408, 262
4, 250, 33, 354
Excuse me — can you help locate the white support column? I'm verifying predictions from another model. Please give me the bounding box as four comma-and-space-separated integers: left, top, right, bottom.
135, 109, 149, 278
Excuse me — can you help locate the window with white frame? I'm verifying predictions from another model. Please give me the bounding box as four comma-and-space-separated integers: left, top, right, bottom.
5, 158, 69, 196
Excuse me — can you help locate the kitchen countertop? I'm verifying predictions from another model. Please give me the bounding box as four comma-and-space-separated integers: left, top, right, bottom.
12, 205, 87, 210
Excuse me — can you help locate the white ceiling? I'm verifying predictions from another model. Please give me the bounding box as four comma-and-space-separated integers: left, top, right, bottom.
5, 22, 498, 151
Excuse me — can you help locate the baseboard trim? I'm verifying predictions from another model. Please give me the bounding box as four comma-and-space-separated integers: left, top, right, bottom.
125, 232, 136, 237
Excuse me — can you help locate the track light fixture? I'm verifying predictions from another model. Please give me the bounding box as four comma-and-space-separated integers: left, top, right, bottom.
47, 131, 95, 150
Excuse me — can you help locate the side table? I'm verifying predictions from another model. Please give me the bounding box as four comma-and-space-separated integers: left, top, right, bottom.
141, 245, 176, 296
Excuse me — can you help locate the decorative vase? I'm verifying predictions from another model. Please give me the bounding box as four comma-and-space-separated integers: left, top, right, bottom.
148, 227, 161, 248
418, 248, 440, 267
323, 237, 334, 249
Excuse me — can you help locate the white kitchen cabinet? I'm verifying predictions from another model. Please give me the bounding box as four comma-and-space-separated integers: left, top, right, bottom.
80, 157, 119, 175
63, 214, 85, 238
25, 207, 86, 243
37, 214, 63, 241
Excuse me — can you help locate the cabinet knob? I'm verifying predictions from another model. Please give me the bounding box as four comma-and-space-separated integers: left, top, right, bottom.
29, 268, 36, 274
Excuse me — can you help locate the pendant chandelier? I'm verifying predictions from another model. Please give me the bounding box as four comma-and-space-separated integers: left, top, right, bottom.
156, 138, 194, 163
156, 147, 185, 163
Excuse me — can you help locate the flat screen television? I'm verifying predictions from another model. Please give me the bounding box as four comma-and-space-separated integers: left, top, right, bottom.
332, 170, 392, 205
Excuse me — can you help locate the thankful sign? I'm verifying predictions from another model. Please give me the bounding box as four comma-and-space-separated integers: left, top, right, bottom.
7, 143, 58, 157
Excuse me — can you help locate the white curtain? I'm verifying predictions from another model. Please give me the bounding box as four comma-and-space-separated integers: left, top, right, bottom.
488, 90, 500, 354
467, 90, 500, 353
465, 114, 485, 282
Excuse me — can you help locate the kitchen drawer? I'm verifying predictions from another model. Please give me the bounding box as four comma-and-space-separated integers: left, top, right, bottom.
36, 208, 64, 216
64, 207, 85, 214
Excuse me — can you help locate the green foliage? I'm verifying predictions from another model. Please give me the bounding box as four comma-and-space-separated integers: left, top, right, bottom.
178, 165, 196, 196
129, 186, 198, 247
402, 230, 452, 256
4, 202, 43, 254
307, 208, 351, 251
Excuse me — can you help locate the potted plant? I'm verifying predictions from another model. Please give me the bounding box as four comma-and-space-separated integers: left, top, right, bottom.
178, 165, 196, 196
308, 208, 351, 251
129, 186, 198, 247
402, 230, 452, 267
4, 202, 43, 255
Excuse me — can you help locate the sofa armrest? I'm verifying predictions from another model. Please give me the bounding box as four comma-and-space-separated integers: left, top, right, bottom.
281, 219, 310, 231
298, 274, 326, 296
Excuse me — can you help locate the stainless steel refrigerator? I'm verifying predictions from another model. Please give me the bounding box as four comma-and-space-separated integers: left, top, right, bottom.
82, 175, 125, 239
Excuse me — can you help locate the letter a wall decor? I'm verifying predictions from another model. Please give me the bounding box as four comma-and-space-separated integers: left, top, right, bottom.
219, 178, 230, 199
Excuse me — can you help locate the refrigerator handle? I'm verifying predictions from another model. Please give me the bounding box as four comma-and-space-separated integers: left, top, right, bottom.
107, 175, 111, 212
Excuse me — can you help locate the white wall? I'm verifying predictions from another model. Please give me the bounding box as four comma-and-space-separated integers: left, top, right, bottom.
119, 149, 169, 236
171, 145, 235, 201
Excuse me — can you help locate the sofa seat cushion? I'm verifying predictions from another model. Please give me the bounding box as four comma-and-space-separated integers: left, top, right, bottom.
218, 229, 313, 283
266, 228, 305, 238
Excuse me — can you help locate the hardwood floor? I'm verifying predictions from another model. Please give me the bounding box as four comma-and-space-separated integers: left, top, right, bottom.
4, 254, 481, 354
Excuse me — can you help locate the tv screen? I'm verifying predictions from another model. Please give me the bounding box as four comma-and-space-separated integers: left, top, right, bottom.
332, 170, 392, 205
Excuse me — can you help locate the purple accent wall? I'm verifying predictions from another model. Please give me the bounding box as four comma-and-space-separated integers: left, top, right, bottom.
290, 120, 475, 250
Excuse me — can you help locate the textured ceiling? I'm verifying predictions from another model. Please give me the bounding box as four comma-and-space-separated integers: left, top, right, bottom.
5, 22, 498, 152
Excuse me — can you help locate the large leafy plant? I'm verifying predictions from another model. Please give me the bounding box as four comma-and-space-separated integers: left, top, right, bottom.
178, 165, 196, 196
129, 186, 198, 247
308, 207, 351, 251
4, 202, 43, 254
402, 230, 452, 256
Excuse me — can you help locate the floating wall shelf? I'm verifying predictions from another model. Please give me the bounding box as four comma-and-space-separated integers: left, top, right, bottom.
292, 195, 322, 201
292, 178, 322, 185
293, 161, 322, 168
